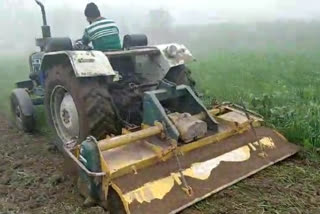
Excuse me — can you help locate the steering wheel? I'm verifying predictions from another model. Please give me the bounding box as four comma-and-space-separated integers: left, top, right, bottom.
73, 39, 92, 50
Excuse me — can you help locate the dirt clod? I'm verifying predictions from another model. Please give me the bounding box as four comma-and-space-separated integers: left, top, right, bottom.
49, 174, 64, 186
12, 162, 22, 169
0, 175, 11, 185
46, 144, 57, 152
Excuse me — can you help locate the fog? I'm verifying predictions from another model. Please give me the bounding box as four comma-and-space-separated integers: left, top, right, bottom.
6, 0, 320, 22
1, 0, 320, 53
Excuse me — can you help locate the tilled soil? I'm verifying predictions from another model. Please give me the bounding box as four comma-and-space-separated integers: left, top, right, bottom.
0, 114, 106, 214
0, 114, 319, 214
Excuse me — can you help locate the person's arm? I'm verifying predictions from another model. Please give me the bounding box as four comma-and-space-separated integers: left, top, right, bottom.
74, 29, 91, 50
82, 29, 90, 46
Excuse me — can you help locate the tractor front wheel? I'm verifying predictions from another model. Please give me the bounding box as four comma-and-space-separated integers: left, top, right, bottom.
10, 89, 35, 132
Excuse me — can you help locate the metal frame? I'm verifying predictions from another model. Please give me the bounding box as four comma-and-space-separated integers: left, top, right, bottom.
64, 147, 106, 177
69, 106, 261, 179
143, 85, 218, 141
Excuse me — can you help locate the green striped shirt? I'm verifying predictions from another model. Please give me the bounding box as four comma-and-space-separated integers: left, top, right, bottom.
82, 17, 122, 51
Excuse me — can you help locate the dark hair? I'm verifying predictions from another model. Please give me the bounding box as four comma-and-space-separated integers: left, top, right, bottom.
84, 3, 101, 18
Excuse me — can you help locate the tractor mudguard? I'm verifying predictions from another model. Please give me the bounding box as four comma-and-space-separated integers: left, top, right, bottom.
155, 43, 194, 71
40, 51, 116, 78
116, 44, 194, 84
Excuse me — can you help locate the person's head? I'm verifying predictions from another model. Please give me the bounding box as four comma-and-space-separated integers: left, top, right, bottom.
84, 3, 101, 23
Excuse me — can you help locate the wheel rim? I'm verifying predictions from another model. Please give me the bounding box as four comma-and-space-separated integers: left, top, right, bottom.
50, 85, 79, 145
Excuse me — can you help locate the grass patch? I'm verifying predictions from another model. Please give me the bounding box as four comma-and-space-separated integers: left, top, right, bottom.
190, 50, 320, 151
0, 54, 28, 112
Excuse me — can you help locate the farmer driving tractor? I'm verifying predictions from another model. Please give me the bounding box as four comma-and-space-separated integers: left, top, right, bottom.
76, 2, 122, 51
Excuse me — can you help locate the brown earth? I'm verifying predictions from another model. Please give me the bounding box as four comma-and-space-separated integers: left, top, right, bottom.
0, 114, 319, 214
0, 114, 106, 214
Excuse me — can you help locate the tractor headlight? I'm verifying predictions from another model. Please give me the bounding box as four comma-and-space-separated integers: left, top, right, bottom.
166, 44, 179, 58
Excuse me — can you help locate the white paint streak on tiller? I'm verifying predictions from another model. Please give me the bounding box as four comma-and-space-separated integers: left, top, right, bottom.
123, 137, 276, 204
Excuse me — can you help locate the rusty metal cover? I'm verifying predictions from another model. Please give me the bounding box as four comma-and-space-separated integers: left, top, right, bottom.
110, 127, 299, 214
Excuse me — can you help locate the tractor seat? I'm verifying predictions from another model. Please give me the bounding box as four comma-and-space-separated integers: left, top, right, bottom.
123, 34, 148, 50
42, 37, 73, 52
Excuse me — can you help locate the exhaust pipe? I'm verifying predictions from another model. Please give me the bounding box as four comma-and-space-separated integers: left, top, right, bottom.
34, 0, 51, 38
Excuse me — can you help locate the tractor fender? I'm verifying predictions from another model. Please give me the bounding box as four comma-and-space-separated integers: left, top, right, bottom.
155, 43, 195, 72
40, 50, 116, 78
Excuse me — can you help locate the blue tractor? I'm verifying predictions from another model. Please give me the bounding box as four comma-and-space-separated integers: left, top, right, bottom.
10, 0, 196, 149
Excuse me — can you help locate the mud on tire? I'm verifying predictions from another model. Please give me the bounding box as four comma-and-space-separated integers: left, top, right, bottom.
44, 64, 122, 150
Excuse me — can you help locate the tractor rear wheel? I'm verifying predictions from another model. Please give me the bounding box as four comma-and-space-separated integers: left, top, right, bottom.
44, 64, 122, 150
165, 65, 196, 88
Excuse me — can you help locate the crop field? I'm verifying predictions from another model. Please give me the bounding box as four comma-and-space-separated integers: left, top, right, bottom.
0, 23, 320, 213
192, 50, 320, 151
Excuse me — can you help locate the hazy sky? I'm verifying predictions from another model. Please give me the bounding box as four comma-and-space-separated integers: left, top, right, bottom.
6, 0, 320, 23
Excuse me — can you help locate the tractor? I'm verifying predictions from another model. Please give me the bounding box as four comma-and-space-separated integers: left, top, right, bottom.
10, 1, 299, 214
